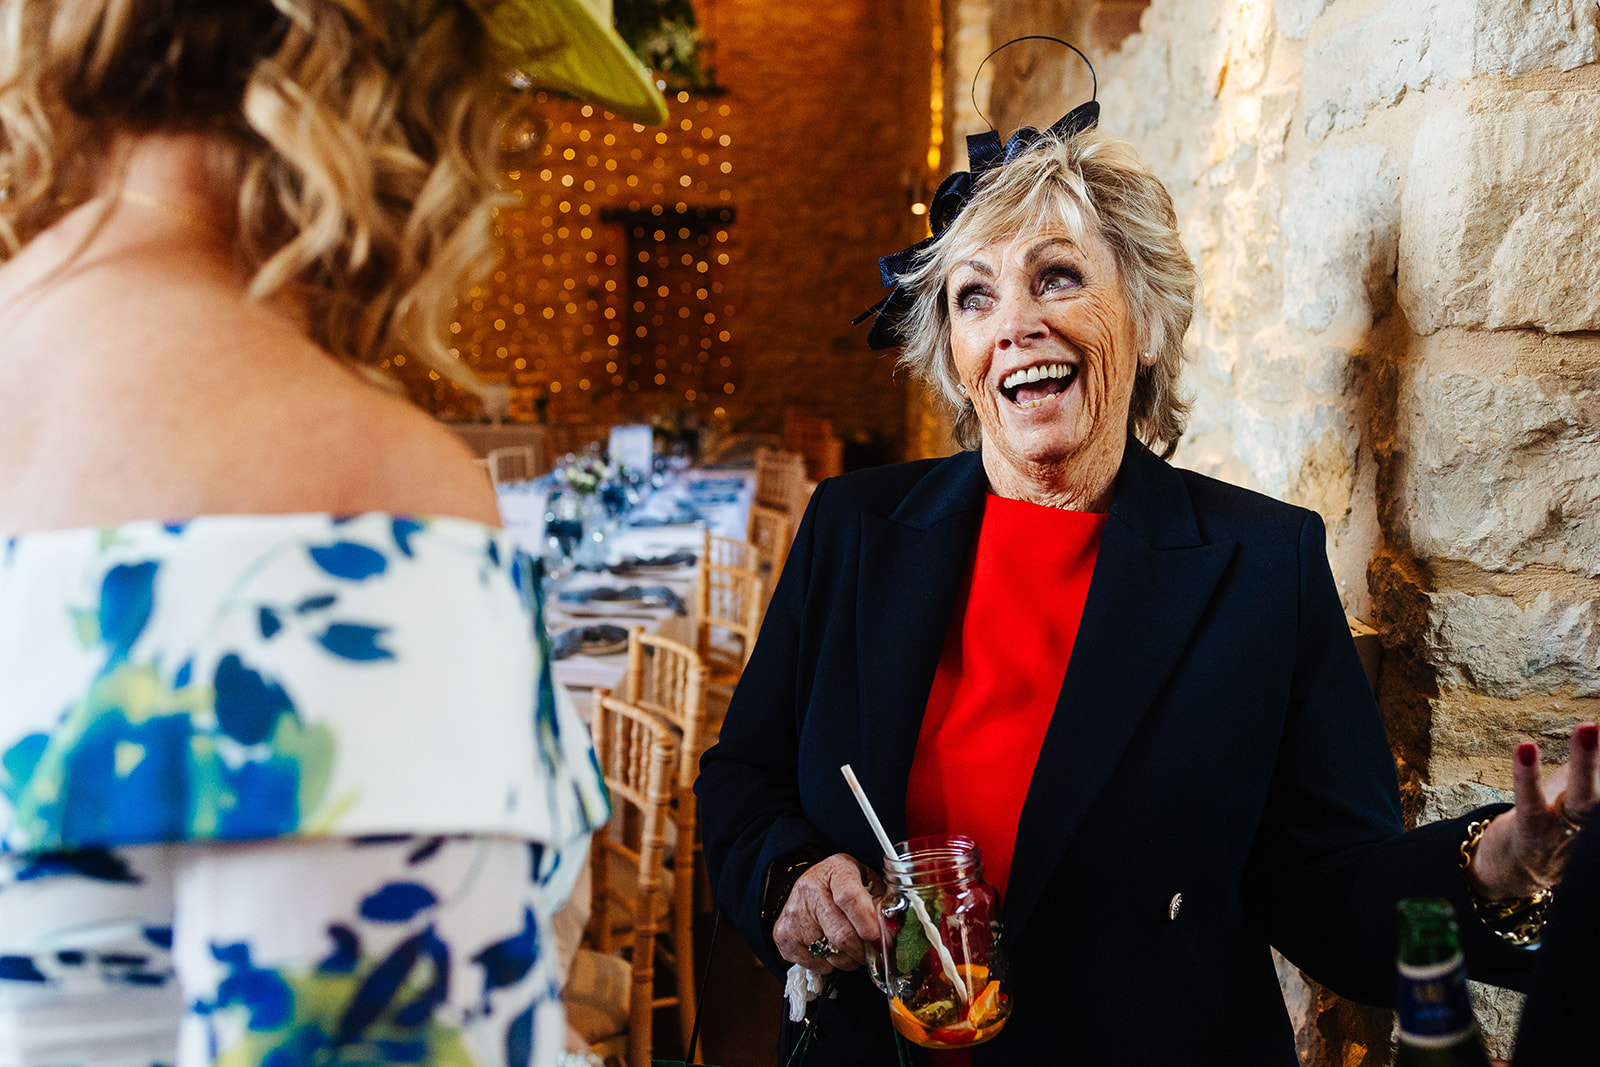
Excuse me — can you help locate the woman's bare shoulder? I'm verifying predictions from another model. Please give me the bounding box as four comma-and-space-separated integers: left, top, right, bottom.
259, 366, 500, 526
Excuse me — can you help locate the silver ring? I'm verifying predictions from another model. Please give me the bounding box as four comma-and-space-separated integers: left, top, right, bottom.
807, 936, 836, 958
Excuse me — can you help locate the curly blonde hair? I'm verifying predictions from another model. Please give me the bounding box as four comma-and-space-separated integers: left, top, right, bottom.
895, 127, 1197, 458
0, 0, 529, 387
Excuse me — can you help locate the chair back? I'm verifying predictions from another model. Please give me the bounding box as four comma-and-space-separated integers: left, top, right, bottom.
588, 690, 677, 1067
486, 444, 539, 486
782, 413, 844, 480
695, 529, 764, 676
746, 503, 791, 602
706, 530, 760, 575
622, 629, 709, 1045
753, 447, 807, 510
624, 628, 708, 789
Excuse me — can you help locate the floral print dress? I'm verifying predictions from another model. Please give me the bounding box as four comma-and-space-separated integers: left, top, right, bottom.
0, 513, 607, 1067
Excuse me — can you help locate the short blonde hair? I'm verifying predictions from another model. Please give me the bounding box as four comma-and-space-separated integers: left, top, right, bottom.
895, 127, 1197, 457
0, 0, 525, 388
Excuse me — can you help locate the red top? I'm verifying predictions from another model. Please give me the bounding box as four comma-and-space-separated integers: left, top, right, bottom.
904, 494, 1104, 1065
906, 493, 1106, 896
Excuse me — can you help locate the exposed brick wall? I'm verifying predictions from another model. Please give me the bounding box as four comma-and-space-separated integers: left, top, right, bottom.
710, 0, 931, 451
427, 0, 934, 457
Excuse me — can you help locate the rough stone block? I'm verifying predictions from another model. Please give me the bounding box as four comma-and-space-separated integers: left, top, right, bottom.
1427, 689, 1589, 788
1192, 173, 1283, 333
1274, 0, 1326, 42
1281, 143, 1398, 337
1430, 590, 1600, 699
1474, 0, 1599, 77
1400, 90, 1600, 335
1400, 370, 1600, 575
1303, 1, 1471, 142
1418, 779, 1510, 822
1303, 1, 1596, 142
1223, 0, 1275, 94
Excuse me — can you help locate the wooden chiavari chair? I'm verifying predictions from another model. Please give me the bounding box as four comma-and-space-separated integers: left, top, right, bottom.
623, 628, 708, 1041
705, 529, 760, 574
586, 690, 678, 1067
782, 413, 844, 480
694, 528, 764, 685
486, 444, 538, 486
745, 502, 791, 605
753, 447, 806, 509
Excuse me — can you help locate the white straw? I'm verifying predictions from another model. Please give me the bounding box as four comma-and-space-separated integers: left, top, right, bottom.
840, 764, 970, 1003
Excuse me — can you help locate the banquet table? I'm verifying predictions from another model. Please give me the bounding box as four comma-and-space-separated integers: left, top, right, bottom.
495, 467, 755, 712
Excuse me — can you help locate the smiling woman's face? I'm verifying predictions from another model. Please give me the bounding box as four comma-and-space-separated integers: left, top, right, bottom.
946, 226, 1141, 507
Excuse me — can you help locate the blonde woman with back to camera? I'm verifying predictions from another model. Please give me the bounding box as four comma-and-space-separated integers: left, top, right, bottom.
0, 2, 665, 1065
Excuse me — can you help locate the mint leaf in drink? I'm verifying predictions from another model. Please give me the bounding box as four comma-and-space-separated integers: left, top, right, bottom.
896, 912, 930, 973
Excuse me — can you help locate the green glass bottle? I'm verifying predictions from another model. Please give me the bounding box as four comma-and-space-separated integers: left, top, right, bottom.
1395, 898, 1493, 1067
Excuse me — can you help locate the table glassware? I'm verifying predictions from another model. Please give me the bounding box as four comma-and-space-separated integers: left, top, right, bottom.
572, 495, 609, 570
871, 834, 1010, 1050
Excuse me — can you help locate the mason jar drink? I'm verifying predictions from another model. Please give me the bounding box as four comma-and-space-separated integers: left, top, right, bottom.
872, 835, 1010, 1049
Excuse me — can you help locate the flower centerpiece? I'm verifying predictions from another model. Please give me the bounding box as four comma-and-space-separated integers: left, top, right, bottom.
549, 454, 625, 569
556, 454, 614, 496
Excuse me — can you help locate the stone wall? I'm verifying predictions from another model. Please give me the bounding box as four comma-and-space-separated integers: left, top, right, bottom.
940, 0, 1600, 1062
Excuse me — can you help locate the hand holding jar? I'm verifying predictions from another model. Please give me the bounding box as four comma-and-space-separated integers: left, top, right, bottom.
772, 853, 883, 973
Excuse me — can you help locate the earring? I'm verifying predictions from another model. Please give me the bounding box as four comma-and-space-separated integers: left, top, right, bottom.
1140, 351, 1157, 365
956, 383, 968, 396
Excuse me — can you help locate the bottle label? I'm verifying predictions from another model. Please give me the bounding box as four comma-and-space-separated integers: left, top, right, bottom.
1397, 953, 1476, 1048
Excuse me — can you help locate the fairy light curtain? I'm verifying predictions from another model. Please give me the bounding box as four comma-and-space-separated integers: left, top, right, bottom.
406, 89, 739, 423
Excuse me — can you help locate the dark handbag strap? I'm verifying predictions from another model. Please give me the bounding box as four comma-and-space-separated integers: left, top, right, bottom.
783, 976, 916, 1067
652, 909, 722, 1067
659, 912, 913, 1067
781, 972, 835, 1067
684, 909, 719, 1063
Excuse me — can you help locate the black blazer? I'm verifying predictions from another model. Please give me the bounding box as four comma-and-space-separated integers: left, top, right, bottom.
697, 443, 1530, 1065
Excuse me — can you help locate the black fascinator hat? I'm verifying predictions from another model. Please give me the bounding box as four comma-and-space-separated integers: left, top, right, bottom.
853, 37, 1100, 350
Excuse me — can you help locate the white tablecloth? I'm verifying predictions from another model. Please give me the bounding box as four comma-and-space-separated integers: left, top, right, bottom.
495, 468, 753, 707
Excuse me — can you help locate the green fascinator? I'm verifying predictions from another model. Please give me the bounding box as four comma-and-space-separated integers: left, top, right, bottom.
469, 0, 669, 124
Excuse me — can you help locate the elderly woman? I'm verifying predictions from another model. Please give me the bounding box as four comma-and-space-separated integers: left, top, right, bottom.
696, 105, 1595, 1064
0, 2, 662, 1065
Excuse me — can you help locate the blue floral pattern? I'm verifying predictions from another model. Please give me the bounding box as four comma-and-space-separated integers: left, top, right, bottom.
0, 513, 606, 1066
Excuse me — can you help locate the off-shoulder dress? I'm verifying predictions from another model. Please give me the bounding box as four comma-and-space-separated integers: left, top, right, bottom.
0, 512, 606, 1067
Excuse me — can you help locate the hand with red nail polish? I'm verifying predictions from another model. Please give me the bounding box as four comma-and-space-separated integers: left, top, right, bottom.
1465, 722, 1600, 899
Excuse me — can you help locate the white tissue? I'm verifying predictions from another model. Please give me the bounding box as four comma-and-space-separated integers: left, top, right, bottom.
784, 964, 832, 1022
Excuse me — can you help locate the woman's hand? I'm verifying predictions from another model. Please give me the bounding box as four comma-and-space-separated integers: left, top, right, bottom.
773, 853, 884, 974
1467, 722, 1599, 899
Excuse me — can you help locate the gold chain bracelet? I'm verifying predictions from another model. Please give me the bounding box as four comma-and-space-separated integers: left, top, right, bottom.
1459, 818, 1551, 950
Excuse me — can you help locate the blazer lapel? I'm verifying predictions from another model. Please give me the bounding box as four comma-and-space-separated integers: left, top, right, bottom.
1003, 444, 1237, 937
854, 451, 988, 845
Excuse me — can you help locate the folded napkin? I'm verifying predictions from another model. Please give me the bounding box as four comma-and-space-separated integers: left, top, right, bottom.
550, 624, 631, 660
688, 477, 748, 506
689, 476, 748, 492
626, 505, 701, 527
557, 584, 687, 615
609, 549, 697, 575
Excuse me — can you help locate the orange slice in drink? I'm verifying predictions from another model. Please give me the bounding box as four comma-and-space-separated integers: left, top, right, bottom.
889, 997, 928, 1044
953, 963, 990, 993
967, 979, 1004, 1028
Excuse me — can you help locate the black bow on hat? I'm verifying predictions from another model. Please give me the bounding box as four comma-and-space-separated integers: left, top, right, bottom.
852, 99, 1101, 350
